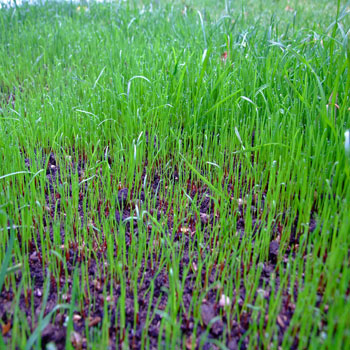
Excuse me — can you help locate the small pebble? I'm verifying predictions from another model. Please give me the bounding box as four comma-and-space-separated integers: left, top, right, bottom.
219, 294, 231, 308
117, 188, 129, 206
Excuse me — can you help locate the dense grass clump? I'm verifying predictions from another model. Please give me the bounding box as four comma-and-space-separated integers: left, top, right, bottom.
0, 0, 349, 349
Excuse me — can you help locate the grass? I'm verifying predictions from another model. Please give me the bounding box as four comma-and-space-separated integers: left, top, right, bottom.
0, 0, 350, 349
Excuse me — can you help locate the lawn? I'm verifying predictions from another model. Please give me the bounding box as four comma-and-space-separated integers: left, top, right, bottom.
0, 0, 349, 349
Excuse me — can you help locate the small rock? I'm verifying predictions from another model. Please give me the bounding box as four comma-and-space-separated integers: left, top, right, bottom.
117, 188, 129, 206
269, 241, 279, 262
219, 294, 231, 308
238, 198, 244, 206
200, 212, 209, 224
46, 343, 58, 350
200, 303, 224, 336
140, 191, 145, 202
201, 303, 215, 327
49, 153, 56, 166
29, 252, 38, 262
55, 313, 65, 325
41, 324, 56, 345
211, 319, 224, 336
227, 339, 238, 350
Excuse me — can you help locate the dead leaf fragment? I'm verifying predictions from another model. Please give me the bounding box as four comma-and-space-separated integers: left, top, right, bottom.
221, 51, 228, 62
277, 315, 287, 328
200, 212, 208, 224
88, 316, 101, 327
2, 321, 11, 336
73, 314, 82, 322
185, 334, 197, 350
180, 227, 190, 235
93, 279, 102, 291
70, 331, 83, 350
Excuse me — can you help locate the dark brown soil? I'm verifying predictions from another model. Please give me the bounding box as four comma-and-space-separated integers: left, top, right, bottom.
0, 151, 318, 350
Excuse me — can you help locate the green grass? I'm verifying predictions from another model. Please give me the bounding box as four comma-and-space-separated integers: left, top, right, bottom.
0, 0, 350, 349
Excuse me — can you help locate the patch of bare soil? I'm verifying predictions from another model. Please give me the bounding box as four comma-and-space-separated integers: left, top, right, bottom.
0, 151, 318, 350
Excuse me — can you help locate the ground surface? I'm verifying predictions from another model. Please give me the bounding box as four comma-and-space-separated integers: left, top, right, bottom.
1, 151, 317, 349
0, 1, 349, 350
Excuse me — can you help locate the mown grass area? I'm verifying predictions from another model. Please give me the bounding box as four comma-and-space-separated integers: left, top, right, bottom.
0, 0, 350, 349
